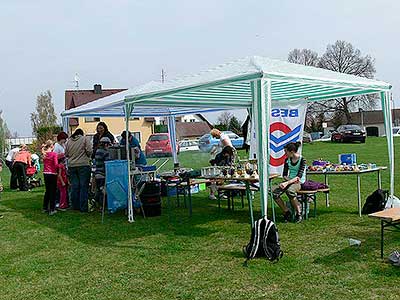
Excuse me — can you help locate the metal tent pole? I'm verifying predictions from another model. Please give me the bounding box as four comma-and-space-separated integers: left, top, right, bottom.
125, 104, 135, 223
380, 91, 395, 198
167, 115, 179, 167
253, 78, 270, 217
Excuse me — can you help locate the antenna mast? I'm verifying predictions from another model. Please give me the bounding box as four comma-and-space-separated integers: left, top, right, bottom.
74, 73, 80, 90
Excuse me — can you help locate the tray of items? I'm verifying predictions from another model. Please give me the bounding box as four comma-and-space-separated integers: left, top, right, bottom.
307, 159, 378, 173
201, 160, 259, 180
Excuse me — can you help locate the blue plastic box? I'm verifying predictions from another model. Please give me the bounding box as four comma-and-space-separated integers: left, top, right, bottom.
339, 153, 357, 165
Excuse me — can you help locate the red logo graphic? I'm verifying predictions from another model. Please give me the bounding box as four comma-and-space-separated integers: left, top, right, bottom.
269, 122, 290, 167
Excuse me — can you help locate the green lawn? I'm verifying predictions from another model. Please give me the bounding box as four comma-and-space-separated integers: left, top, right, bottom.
1, 137, 400, 300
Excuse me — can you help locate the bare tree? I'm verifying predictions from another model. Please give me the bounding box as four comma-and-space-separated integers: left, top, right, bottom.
288, 41, 377, 124
217, 111, 233, 129
316, 40, 377, 123
30, 90, 58, 135
288, 49, 319, 66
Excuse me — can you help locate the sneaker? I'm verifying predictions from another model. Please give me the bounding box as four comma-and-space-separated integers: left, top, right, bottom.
209, 194, 217, 200
388, 251, 400, 264
283, 211, 291, 223
57, 207, 67, 212
42, 209, 49, 213
49, 210, 57, 216
295, 213, 303, 223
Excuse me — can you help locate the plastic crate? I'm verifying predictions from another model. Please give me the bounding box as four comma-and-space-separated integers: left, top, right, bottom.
339, 153, 357, 165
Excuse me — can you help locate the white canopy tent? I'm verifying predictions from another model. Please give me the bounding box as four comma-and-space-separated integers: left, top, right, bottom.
62, 56, 394, 223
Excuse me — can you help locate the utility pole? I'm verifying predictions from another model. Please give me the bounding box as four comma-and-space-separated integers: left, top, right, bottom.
161, 69, 166, 84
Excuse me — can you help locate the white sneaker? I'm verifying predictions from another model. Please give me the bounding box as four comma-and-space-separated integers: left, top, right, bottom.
209, 195, 217, 200
49, 210, 57, 216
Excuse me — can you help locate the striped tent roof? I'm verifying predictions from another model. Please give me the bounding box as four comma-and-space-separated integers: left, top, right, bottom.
61, 56, 391, 118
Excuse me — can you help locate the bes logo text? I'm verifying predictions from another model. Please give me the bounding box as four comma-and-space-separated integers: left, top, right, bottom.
271, 108, 299, 118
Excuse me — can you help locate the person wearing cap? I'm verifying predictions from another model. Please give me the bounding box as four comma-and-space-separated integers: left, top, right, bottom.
120, 130, 147, 166
13, 144, 32, 191
94, 136, 112, 207
54, 131, 68, 155
65, 128, 92, 212
92, 122, 115, 159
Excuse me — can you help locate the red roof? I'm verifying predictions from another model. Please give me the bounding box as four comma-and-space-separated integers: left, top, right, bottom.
65, 88, 127, 110
175, 122, 212, 140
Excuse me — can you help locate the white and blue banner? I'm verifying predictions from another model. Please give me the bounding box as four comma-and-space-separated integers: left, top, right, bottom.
249, 100, 307, 175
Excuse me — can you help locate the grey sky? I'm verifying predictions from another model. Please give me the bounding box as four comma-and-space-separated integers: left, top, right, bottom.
1, 0, 399, 136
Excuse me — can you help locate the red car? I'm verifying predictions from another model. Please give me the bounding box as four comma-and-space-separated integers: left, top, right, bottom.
145, 133, 179, 157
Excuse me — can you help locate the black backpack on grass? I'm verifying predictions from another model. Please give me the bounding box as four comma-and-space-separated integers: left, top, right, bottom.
362, 189, 388, 214
243, 216, 283, 264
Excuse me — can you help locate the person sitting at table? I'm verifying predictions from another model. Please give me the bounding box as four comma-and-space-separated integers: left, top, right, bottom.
272, 141, 306, 223
120, 130, 147, 166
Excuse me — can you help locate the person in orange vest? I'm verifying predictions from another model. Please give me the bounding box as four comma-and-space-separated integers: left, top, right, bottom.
13, 144, 32, 191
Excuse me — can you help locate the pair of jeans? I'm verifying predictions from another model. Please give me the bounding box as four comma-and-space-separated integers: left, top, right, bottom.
6, 160, 18, 189
69, 166, 91, 212
13, 162, 28, 191
43, 174, 57, 211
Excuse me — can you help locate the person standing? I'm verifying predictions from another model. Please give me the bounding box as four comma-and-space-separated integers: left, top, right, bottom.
42, 140, 58, 215
65, 129, 92, 212
54, 131, 68, 155
208, 129, 234, 200
92, 122, 115, 159
94, 137, 112, 208
12, 144, 31, 191
57, 153, 68, 211
5, 146, 20, 189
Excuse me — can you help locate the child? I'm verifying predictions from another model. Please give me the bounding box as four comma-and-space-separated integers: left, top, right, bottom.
42, 140, 59, 215
94, 137, 111, 208
272, 142, 306, 223
57, 153, 68, 211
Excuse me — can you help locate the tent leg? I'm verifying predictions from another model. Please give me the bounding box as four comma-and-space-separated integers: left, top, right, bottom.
167, 115, 179, 167
252, 78, 271, 218
125, 104, 135, 223
380, 91, 395, 197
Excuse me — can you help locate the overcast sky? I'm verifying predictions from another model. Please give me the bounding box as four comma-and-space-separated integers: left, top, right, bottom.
1, 0, 399, 136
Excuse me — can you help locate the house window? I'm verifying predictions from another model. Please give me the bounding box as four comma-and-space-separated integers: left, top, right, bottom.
130, 117, 140, 120
84, 117, 100, 123
133, 132, 141, 143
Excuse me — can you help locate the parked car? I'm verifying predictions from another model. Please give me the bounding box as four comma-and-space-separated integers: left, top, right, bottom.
145, 133, 179, 157
331, 124, 366, 143
302, 132, 312, 143
178, 140, 199, 152
393, 127, 400, 137
198, 131, 244, 152
313, 133, 331, 142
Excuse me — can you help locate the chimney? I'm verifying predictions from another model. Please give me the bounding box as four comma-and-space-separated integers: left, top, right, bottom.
94, 84, 102, 94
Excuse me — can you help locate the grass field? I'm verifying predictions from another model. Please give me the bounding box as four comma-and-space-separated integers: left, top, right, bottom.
1, 137, 400, 300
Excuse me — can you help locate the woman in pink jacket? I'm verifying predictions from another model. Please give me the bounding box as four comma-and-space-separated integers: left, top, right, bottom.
42, 140, 59, 215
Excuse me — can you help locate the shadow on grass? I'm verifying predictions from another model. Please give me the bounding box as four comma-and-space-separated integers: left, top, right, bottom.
0, 187, 256, 248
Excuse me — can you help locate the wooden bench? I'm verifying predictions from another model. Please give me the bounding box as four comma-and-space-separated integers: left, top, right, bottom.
297, 188, 330, 219
368, 207, 400, 259
217, 183, 258, 210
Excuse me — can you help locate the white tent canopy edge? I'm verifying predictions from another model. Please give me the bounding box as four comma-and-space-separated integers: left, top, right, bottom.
61, 56, 394, 223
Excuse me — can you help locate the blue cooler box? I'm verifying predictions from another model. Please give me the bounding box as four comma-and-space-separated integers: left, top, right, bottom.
339, 153, 357, 165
